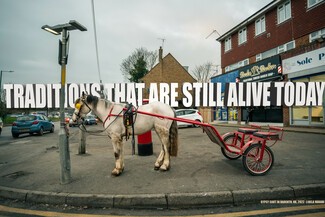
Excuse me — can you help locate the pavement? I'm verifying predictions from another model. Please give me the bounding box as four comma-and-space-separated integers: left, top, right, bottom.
0, 123, 325, 209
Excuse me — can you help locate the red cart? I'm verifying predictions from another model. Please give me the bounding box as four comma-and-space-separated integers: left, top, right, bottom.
135, 110, 284, 176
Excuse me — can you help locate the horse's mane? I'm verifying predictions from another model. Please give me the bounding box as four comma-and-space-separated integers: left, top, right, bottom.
86, 95, 112, 109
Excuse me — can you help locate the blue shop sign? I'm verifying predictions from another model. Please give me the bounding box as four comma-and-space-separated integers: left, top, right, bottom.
211, 70, 239, 92
239, 55, 281, 82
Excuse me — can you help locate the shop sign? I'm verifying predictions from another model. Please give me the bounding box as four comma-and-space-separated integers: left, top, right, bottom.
239, 55, 281, 82
211, 70, 239, 92
283, 47, 325, 74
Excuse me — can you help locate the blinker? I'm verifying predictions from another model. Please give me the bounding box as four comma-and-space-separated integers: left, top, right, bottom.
75, 103, 81, 110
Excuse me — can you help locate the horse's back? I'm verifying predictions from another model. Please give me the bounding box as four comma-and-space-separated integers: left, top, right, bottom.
139, 101, 174, 117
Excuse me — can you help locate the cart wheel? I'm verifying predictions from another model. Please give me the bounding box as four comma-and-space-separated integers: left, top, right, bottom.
221, 134, 242, 160
242, 143, 274, 176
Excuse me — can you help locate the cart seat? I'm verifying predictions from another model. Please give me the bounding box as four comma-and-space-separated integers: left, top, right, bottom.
238, 128, 258, 134
253, 131, 279, 140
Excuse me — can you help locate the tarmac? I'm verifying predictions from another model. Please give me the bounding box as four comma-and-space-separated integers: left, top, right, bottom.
0, 122, 325, 209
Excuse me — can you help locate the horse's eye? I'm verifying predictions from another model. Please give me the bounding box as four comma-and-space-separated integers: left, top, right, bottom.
75, 103, 81, 110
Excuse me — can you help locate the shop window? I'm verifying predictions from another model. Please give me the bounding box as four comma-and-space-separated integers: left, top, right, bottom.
311, 106, 323, 123
291, 74, 325, 125
278, 1, 291, 24
292, 107, 309, 120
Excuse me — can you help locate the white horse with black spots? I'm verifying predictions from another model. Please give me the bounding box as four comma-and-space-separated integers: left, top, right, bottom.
72, 93, 179, 176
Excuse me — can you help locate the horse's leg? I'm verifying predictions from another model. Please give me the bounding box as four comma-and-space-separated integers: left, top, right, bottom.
111, 134, 124, 176
154, 125, 170, 171
154, 149, 164, 170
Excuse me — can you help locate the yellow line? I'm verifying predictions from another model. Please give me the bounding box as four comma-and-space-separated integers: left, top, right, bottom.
207, 204, 325, 217
0, 205, 106, 217
0, 204, 325, 217
288, 212, 325, 217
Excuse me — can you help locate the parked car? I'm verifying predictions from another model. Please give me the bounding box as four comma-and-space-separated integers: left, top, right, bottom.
0, 117, 3, 135
175, 109, 203, 127
84, 114, 97, 125
11, 114, 54, 138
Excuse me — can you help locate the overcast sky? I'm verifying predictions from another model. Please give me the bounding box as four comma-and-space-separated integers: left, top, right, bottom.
0, 0, 272, 85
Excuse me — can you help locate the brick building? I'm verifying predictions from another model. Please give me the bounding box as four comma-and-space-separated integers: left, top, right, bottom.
141, 47, 196, 107
216, 0, 325, 127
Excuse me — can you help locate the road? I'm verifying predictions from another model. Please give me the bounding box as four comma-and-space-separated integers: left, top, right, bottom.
0, 122, 325, 216
1, 198, 325, 216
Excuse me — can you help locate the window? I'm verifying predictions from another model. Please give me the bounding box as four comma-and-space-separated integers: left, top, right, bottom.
278, 1, 291, 24
225, 37, 232, 52
238, 59, 249, 68
256, 40, 295, 61
291, 74, 325, 125
309, 28, 325, 42
255, 16, 266, 36
225, 59, 249, 72
308, 0, 324, 8
225, 63, 237, 72
286, 41, 295, 50
238, 27, 247, 45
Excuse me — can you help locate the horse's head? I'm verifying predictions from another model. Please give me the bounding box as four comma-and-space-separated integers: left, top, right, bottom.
72, 92, 92, 123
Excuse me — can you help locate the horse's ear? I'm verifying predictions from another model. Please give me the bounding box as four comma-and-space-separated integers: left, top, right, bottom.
82, 91, 87, 99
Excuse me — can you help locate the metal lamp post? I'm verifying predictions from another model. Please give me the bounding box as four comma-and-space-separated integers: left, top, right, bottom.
42, 20, 87, 184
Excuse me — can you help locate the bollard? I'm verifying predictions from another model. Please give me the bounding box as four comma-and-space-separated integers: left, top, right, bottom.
79, 128, 86, 154
137, 99, 153, 156
137, 130, 153, 156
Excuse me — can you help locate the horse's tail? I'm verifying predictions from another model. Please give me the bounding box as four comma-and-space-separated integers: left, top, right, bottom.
169, 110, 179, 157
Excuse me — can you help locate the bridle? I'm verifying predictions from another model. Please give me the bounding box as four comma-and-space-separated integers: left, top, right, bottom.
74, 98, 92, 121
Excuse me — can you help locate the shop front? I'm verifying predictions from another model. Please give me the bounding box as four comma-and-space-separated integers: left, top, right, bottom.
283, 47, 325, 127
239, 55, 283, 123
211, 70, 239, 122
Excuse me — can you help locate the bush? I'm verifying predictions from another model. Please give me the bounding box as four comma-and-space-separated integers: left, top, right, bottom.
4, 116, 16, 125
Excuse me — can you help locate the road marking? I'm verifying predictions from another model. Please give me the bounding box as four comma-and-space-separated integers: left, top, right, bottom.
291, 212, 325, 217
10, 140, 31, 145
0, 204, 325, 217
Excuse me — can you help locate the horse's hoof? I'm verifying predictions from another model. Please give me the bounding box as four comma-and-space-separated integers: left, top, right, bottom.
111, 168, 123, 176
154, 163, 161, 170
159, 165, 169, 171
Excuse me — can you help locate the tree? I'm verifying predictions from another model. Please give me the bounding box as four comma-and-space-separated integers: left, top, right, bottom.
192, 61, 218, 83
129, 55, 148, 83
121, 47, 158, 82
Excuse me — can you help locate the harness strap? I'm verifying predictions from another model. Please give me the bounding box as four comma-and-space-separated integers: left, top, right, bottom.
103, 105, 115, 127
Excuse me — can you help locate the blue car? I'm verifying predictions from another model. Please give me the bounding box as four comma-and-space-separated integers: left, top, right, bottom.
11, 114, 54, 138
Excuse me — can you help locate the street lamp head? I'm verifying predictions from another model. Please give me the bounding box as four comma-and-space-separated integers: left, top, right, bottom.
42, 20, 87, 35
69, 20, 87, 32
41, 25, 60, 35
